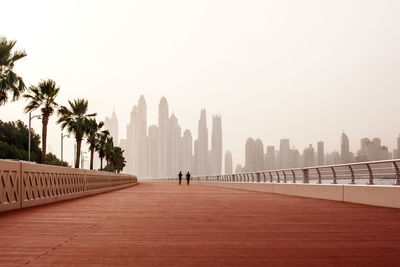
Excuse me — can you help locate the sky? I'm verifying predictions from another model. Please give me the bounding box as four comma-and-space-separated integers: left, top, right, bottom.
1, 0, 400, 169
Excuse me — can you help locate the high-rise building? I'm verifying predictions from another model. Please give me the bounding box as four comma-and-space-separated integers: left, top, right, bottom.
245, 137, 255, 171
279, 139, 290, 169
158, 97, 169, 177
104, 109, 119, 145
303, 144, 315, 167
182, 130, 193, 172
317, 141, 324, 166
290, 149, 300, 168
224, 150, 233, 174
394, 135, 400, 159
265, 146, 275, 170
125, 96, 148, 177
147, 125, 159, 178
126, 106, 138, 174
254, 138, 264, 171
168, 114, 182, 176
341, 132, 350, 163
196, 109, 208, 175
211, 115, 222, 175
137, 96, 148, 177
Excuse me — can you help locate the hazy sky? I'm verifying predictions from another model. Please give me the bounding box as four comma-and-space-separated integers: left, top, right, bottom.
1, 0, 400, 168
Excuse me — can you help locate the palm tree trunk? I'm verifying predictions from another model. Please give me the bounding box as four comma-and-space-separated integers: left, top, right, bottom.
100, 156, 103, 170
90, 148, 94, 170
41, 116, 48, 164
75, 138, 82, 168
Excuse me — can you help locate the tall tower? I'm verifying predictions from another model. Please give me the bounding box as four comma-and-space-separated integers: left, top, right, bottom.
196, 109, 208, 175
104, 109, 119, 145
182, 129, 193, 173
317, 141, 324, 166
137, 95, 147, 177
341, 132, 350, 163
265, 146, 275, 170
168, 114, 182, 176
245, 137, 255, 172
254, 138, 264, 171
158, 97, 169, 177
211, 115, 222, 175
147, 125, 159, 178
224, 150, 233, 174
279, 139, 290, 169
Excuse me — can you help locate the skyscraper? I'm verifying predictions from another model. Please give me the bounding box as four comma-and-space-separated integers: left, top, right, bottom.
104, 109, 119, 145
196, 109, 208, 175
137, 96, 148, 177
158, 97, 169, 177
254, 138, 264, 171
182, 129, 193, 172
245, 137, 255, 171
211, 115, 222, 175
224, 150, 233, 174
147, 125, 159, 178
168, 114, 182, 176
317, 141, 324, 166
279, 139, 290, 169
341, 132, 350, 163
303, 144, 315, 167
265, 146, 275, 170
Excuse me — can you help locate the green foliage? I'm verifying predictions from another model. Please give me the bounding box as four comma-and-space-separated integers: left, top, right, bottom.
0, 120, 68, 166
46, 152, 69, 167
0, 37, 27, 105
0, 120, 41, 162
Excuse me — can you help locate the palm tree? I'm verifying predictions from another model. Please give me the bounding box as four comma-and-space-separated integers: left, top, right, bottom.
104, 136, 115, 167
86, 118, 104, 170
113, 146, 126, 173
95, 130, 110, 170
24, 79, 60, 164
57, 99, 96, 168
0, 37, 27, 105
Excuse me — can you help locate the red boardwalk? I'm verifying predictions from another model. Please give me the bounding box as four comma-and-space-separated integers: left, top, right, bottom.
1, 182, 400, 266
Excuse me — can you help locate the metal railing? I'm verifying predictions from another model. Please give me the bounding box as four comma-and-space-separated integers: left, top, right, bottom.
144, 159, 400, 186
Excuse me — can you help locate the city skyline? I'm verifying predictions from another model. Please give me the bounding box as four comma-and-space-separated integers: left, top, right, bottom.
1, 0, 400, 170
103, 95, 225, 177
240, 132, 400, 173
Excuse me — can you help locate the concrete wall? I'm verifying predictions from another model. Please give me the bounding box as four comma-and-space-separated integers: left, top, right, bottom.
0, 160, 138, 212
197, 181, 400, 209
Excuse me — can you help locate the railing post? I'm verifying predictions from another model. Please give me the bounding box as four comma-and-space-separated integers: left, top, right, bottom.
269, 172, 273, 183
283, 171, 287, 183
302, 169, 309, 184
348, 165, 355, 184
316, 168, 322, 184
331, 167, 337, 184
393, 162, 400, 185
263, 172, 266, 183
276, 171, 280, 183
256, 172, 260, 183
366, 164, 374, 185
292, 170, 296, 183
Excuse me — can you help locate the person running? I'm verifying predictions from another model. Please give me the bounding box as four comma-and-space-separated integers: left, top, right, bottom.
178, 171, 183, 185
186, 171, 191, 185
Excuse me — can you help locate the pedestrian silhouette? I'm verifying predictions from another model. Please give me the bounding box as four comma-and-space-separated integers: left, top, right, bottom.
186, 171, 191, 185
178, 171, 183, 185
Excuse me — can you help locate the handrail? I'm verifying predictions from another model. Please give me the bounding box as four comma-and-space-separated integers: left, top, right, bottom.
142, 159, 400, 185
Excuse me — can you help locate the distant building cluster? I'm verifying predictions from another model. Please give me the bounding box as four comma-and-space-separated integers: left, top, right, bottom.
238, 132, 400, 173
104, 96, 225, 178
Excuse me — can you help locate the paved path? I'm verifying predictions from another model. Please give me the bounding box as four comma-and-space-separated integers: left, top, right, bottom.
1, 182, 400, 266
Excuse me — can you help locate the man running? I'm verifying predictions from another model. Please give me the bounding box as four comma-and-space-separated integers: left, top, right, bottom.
186, 171, 191, 185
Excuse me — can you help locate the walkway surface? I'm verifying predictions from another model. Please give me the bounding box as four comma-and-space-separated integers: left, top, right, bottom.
1, 182, 400, 266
